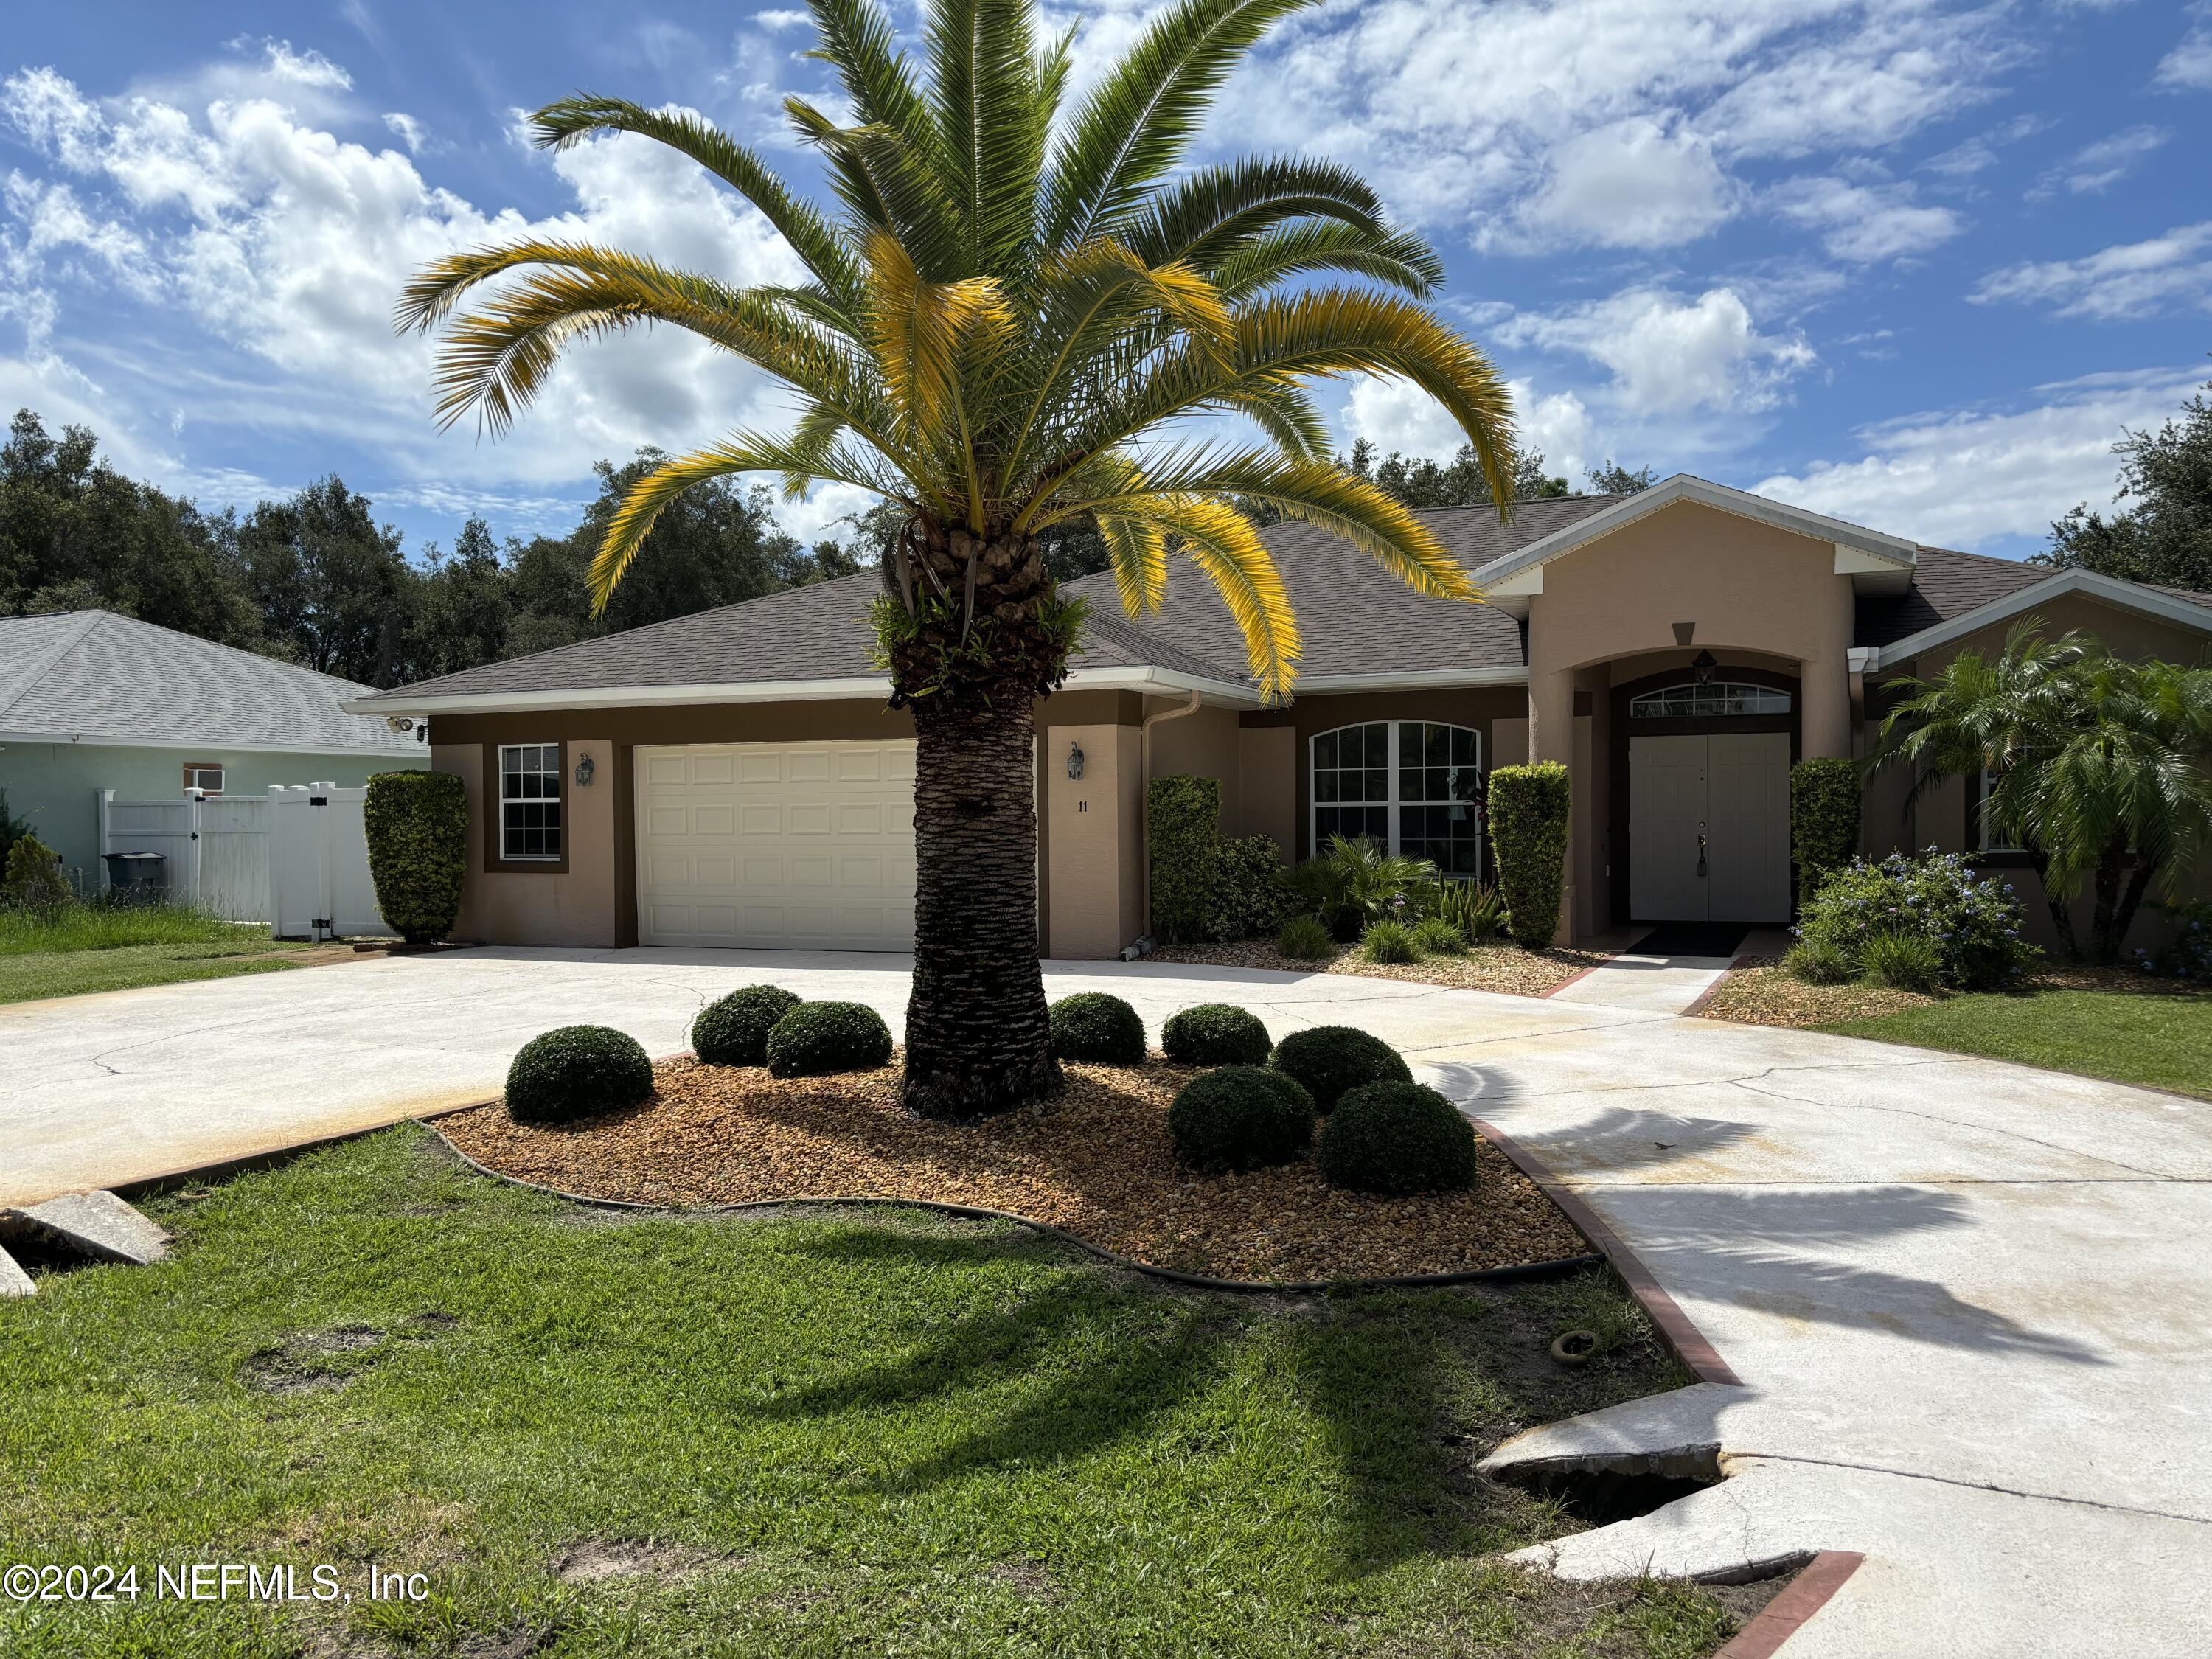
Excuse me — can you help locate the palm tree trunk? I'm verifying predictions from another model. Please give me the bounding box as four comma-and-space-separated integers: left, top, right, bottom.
2028, 849, 2080, 959
2091, 850, 2159, 964
902, 687, 1062, 1119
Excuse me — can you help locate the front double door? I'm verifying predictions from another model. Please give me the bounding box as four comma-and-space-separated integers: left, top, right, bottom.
1628, 733, 1792, 922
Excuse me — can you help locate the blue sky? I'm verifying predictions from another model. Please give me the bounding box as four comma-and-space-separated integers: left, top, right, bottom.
1, 0, 2207, 563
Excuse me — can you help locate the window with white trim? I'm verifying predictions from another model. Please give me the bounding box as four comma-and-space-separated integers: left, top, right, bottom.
1977, 768, 2023, 853
1311, 722, 1484, 877
499, 744, 563, 860
1628, 682, 1792, 718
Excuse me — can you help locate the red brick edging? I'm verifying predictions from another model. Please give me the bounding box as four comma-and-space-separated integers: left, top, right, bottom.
1470, 1117, 1742, 1386
1714, 1551, 1865, 1658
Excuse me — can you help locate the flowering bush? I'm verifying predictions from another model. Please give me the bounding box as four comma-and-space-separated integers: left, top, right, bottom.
2136, 902, 2212, 981
1793, 849, 2034, 991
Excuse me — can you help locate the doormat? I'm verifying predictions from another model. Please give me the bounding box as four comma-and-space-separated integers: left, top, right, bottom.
1626, 922, 1752, 959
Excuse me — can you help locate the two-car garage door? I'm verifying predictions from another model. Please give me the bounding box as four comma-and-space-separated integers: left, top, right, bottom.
636, 741, 917, 950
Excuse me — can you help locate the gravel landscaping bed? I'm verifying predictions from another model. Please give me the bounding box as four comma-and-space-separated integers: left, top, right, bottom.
1700, 958, 2208, 1030
440, 1056, 1592, 1283
1148, 939, 1610, 998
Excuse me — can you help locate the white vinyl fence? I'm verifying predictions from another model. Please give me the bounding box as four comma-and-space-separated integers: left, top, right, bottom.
96, 784, 389, 939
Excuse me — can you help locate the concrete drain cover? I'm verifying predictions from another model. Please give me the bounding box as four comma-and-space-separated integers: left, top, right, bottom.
0, 1246, 32, 1298
0, 1189, 170, 1268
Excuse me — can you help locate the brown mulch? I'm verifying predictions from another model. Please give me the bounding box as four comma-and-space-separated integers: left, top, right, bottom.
1148, 938, 1609, 998
439, 1057, 1593, 1284
1698, 959, 2211, 1030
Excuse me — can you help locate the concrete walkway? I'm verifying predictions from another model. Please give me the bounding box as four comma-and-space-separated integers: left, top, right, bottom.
4, 947, 2208, 1653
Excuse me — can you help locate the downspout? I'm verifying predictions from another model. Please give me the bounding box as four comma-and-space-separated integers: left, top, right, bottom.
1138, 689, 1204, 945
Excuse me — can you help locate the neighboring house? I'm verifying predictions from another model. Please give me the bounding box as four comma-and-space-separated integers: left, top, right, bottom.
0, 610, 427, 884
349, 476, 2212, 957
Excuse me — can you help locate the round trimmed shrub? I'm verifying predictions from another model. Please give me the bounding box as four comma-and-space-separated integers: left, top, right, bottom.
1162, 1003, 1272, 1066
505, 1025, 653, 1124
1167, 1066, 1315, 1174
692, 985, 801, 1066
1049, 992, 1146, 1064
1318, 1082, 1478, 1195
765, 1001, 894, 1077
1268, 1025, 1411, 1112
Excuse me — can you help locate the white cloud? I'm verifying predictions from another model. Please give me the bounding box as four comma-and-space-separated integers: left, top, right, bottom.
1498, 285, 1817, 417
260, 41, 352, 91
381, 112, 428, 154
1973, 223, 2212, 320
2157, 11, 2212, 90
1756, 369, 2205, 549
2031, 125, 2169, 197
1501, 116, 1735, 251
1771, 175, 1962, 262
1209, 0, 2014, 252
751, 8, 813, 30
0, 63, 810, 507
1342, 373, 1470, 459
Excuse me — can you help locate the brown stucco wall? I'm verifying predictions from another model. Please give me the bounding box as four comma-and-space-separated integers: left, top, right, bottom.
435, 737, 619, 947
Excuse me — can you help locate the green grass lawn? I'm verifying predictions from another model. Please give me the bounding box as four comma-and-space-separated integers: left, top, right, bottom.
1822, 983, 2212, 1097
0, 903, 315, 1005
0, 1130, 1752, 1658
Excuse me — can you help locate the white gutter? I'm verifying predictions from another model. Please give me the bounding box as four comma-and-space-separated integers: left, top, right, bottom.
344, 662, 1264, 719
1292, 665, 1527, 692
0, 728, 421, 757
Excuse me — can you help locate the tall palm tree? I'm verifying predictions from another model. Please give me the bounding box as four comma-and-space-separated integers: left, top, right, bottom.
1875, 623, 2212, 961
398, 0, 1517, 1118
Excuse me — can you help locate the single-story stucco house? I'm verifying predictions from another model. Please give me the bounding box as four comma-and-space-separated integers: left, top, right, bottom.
0, 609, 426, 884
348, 476, 2212, 957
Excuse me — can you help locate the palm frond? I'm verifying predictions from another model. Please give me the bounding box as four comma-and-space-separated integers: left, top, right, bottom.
1043, 0, 1318, 251
1211, 220, 1442, 299
1096, 510, 1169, 615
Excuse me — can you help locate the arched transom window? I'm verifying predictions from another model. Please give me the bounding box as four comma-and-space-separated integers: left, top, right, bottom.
1629, 683, 1792, 719
1311, 722, 1484, 876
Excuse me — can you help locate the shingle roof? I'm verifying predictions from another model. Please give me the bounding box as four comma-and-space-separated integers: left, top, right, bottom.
1062, 496, 1621, 683
1852, 546, 2050, 649
0, 611, 420, 754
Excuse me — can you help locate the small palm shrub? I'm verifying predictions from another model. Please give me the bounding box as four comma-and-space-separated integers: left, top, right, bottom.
692, 985, 801, 1066
1318, 1081, 1479, 1195
1411, 917, 1465, 955
765, 1001, 894, 1077
505, 1025, 653, 1124
1795, 849, 2033, 990
1269, 1025, 1411, 1112
1293, 835, 1439, 940
1360, 919, 1419, 963
1162, 1003, 1272, 1066
1275, 914, 1334, 960
1167, 1065, 1315, 1174
1860, 931, 1947, 992
1049, 992, 1146, 1064
1783, 940, 1854, 985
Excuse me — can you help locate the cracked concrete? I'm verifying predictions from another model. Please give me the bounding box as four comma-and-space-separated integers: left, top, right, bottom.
3, 946, 2207, 1652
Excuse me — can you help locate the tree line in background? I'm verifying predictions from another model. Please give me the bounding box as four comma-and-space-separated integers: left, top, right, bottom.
0, 409, 860, 687
2037, 366, 2212, 594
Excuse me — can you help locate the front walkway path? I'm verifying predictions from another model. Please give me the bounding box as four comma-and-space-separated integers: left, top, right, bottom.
5, 947, 2208, 1653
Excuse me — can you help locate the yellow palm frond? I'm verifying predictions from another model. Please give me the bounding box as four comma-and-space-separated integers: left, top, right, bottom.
1137, 495, 1300, 702
1096, 510, 1169, 616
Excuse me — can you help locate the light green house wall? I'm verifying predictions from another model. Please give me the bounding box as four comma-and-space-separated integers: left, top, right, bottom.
0, 741, 428, 888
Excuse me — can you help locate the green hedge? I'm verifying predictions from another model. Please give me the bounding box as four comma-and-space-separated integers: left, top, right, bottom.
505, 1026, 653, 1124
1147, 776, 1289, 945
1486, 763, 1571, 950
364, 771, 468, 945
1790, 757, 1861, 905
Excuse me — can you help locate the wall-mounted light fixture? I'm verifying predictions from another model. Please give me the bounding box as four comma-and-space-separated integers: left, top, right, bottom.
1691, 648, 1719, 686
574, 752, 596, 788
1066, 740, 1085, 781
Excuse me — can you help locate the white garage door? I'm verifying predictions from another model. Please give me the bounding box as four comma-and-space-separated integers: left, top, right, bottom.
636, 741, 917, 950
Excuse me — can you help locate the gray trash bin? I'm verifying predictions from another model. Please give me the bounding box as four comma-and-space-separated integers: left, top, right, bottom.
101, 852, 167, 901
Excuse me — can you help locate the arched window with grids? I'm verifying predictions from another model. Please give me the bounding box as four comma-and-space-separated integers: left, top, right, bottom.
1310, 721, 1484, 877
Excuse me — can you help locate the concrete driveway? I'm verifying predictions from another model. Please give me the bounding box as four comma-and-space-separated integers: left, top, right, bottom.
5, 946, 2209, 1654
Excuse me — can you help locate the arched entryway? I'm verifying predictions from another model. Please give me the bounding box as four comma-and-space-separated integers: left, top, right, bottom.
1608, 664, 1800, 925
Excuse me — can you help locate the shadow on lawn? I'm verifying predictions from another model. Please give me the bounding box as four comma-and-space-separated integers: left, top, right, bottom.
745, 1223, 1633, 1576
